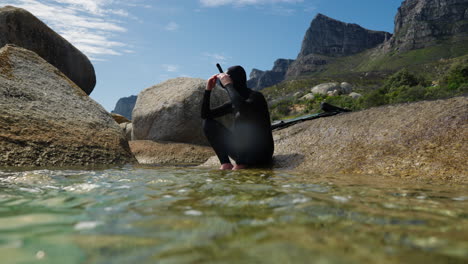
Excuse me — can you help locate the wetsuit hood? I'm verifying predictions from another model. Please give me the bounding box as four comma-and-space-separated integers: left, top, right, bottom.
227, 65, 250, 98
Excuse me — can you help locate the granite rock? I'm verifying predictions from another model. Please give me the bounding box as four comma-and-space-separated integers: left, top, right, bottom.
311, 82, 341, 95
0, 6, 96, 95
132, 78, 231, 145
129, 140, 214, 165
349, 92, 362, 99
0, 45, 135, 167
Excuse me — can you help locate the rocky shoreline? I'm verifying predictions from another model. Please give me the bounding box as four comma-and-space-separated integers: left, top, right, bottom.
200, 96, 467, 182
1, 3, 467, 183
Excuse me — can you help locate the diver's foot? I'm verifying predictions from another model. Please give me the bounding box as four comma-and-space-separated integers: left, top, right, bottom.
220, 163, 234, 170
232, 164, 247, 170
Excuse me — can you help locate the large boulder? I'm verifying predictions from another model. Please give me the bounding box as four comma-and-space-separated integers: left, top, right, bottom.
0, 6, 96, 95
202, 97, 467, 182
273, 96, 468, 181
311, 82, 341, 95
132, 78, 231, 145
0, 45, 135, 166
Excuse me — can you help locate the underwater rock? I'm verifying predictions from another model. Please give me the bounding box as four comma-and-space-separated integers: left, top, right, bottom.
0, 45, 135, 167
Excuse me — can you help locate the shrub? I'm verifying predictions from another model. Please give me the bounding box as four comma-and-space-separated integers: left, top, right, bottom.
440, 62, 468, 93
267, 62, 467, 121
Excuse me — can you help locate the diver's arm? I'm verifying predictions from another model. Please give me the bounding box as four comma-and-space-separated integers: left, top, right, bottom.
224, 83, 245, 113
202, 74, 231, 119
201, 90, 233, 119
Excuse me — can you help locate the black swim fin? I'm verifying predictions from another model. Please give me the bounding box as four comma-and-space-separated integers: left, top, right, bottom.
320, 102, 351, 113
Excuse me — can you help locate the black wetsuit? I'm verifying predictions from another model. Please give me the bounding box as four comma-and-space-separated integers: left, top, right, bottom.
201, 66, 274, 166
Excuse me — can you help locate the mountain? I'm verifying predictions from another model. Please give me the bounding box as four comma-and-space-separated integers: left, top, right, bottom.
286, 14, 392, 78
247, 13, 391, 89
247, 59, 294, 90
386, 0, 468, 52
250, 0, 468, 90
297, 14, 392, 58
112, 95, 137, 120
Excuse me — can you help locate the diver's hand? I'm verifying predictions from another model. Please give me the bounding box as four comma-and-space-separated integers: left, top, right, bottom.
217, 73, 232, 86
206, 74, 217, 91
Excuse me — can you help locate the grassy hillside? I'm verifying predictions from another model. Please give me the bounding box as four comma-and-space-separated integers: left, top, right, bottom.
263, 39, 468, 121
321, 38, 468, 76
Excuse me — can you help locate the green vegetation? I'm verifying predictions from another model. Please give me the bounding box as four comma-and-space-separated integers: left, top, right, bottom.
268, 60, 468, 121
321, 38, 468, 76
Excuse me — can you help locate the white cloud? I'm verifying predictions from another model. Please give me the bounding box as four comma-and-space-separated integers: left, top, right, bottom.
164, 21, 179, 31
200, 0, 303, 7
162, 64, 179, 72
203, 52, 230, 64
0, 0, 145, 60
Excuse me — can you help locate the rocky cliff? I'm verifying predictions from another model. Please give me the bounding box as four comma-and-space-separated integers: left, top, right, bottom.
250, 13, 392, 81
112, 95, 137, 120
298, 14, 392, 58
387, 0, 468, 51
286, 14, 392, 78
247, 59, 294, 90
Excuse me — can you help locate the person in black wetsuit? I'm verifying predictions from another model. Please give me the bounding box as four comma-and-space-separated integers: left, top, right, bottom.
201, 65, 274, 170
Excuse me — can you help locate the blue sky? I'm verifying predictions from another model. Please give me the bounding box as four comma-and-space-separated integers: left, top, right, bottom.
0, 0, 403, 111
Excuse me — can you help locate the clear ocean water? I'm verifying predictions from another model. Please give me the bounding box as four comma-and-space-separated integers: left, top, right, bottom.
1, 166, 467, 264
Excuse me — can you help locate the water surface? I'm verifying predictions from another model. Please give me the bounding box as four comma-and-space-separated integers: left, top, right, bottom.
1, 166, 467, 263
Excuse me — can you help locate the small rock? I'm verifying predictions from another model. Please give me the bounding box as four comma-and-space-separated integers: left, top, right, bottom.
340, 82, 353, 94
293, 91, 303, 98
327, 90, 340, 96
300, 93, 315, 100
119, 122, 133, 141
349, 92, 362, 99
111, 113, 130, 124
